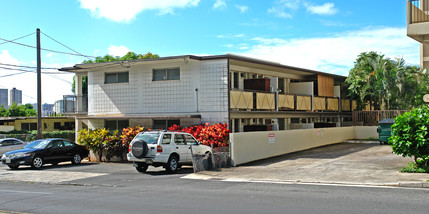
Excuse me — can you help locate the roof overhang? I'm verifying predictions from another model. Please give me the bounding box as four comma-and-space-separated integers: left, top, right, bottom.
59, 53, 347, 80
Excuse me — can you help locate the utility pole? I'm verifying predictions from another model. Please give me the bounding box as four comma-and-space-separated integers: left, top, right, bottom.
36, 28, 42, 139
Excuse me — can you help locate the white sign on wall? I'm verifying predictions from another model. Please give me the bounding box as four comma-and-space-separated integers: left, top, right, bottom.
268, 133, 275, 144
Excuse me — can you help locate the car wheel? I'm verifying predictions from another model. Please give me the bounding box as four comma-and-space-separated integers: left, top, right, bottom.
166, 155, 179, 173
31, 156, 44, 169
135, 163, 148, 173
72, 154, 82, 164
7, 164, 19, 170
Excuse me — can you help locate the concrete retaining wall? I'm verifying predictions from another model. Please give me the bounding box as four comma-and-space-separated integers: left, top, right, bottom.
230, 126, 377, 166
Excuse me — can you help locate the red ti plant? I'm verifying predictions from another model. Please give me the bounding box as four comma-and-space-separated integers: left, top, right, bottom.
170, 123, 230, 148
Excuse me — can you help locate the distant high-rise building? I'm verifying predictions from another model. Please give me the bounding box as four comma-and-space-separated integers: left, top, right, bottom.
9, 88, 22, 105
53, 100, 64, 114
0, 89, 7, 108
42, 103, 54, 117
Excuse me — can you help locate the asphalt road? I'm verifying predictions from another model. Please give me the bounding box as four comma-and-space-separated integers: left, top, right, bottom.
1, 162, 429, 214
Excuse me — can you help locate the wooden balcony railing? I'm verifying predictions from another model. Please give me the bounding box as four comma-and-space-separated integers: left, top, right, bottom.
278, 94, 294, 110
230, 90, 356, 112
296, 95, 312, 111
409, 0, 429, 23
230, 90, 253, 110
256, 92, 275, 110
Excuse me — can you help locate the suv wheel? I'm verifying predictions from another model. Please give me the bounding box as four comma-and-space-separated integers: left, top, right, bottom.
131, 139, 148, 158
135, 163, 148, 173
166, 155, 179, 173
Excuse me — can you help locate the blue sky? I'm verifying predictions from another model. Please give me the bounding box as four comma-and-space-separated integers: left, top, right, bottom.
0, 0, 420, 104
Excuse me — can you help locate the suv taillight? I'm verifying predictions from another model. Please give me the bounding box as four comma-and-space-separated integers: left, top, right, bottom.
128, 143, 132, 153
157, 145, 162, 153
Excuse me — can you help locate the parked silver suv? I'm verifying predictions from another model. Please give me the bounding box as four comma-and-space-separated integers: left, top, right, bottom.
127, 131, 211, 173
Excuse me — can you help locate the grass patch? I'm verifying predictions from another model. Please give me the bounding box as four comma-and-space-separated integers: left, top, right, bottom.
400, 162, 429, 173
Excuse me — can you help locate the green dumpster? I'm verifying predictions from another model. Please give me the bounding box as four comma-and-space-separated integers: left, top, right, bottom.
377, 119, 395, 145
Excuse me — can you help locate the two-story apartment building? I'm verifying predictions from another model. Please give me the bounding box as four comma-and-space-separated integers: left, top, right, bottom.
407, 0, 429, 69
60, 54, 356, 133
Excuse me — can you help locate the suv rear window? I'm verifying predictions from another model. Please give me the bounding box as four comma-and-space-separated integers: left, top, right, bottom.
134, 133, 160, 144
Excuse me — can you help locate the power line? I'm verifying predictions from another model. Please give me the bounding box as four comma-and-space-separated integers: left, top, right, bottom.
0, 32, 35, 46
0, 71, 29, 78
41, 31, 93, 61
0, 62, 59, 70
0, 66, 72, 75
0, 36, 96, 58
0, 66, 34, 73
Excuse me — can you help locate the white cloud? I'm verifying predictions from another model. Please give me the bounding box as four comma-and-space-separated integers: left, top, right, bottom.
304, 2, 337, 15
45, 53, 54, 58
239, 27, 420, 76
268, 0, 300, 18
108, 45, 130, 57
79, 0, 200, 22
235, 5, 248, 13
217, 34, 246, 39
213, 0, 226, 9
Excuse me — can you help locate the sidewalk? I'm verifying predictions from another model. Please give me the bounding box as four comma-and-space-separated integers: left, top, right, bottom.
185, 142, 429, 188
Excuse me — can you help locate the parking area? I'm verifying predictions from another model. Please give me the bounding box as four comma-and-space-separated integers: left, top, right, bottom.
187, 142, 429, 187
2, 142, 429, 188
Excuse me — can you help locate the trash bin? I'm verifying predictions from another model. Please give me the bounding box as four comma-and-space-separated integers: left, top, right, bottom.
377, 119, 395, 145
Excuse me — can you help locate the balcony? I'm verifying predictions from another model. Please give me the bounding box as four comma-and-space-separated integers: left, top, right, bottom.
63, 94, 88, 115
407, 0, 429, 44
408, 0, 429, 24
230, 90, 356, 112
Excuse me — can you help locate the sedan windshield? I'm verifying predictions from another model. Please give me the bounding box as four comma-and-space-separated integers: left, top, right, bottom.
134, 133, 160, 144
25, 140, 50, 149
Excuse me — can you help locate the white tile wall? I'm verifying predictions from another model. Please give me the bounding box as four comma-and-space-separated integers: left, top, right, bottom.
87, 58, 229, 127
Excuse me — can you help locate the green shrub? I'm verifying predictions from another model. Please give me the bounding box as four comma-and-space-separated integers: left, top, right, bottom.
77, 127, 145, 161
389, 105, 429, 166
400, 162, 429, 173
25, 131, 75, 142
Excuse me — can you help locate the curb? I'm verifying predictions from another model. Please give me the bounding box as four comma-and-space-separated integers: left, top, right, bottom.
183, 173, 429, 189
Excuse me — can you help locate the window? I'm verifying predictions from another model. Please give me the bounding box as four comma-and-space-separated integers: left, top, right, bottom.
105, 120, 129, 131
184, 134, 198, 145
1, 140, 13, 146
278, 118, 285, 130
153, 68, 180, 81
153, 119, 180, 130
21, 123, 37, 131
105, 72, 129, 84
54, 122, 61, 129
233, 72, 239, 89
174, 134, 185, 145
162, 134, 171, 144
63, 141, 75, 147
64, 122, 75, 130
291, 118, 300, 124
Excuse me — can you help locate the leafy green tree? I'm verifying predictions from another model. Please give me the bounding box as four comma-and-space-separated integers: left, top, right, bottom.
389, 105, 429, 166
346, 51, 429, 110
72, 76, 88, 94
0, 105, 7, 117
72, 51, 159, 94
7, 103, 28, 116
23, 104, 37, 116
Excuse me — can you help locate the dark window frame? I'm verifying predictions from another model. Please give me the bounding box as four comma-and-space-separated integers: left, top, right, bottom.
153, 119, 180, 130
152, 68, 180, 81
105, 71, 129, 84
105, 120, 129, 131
